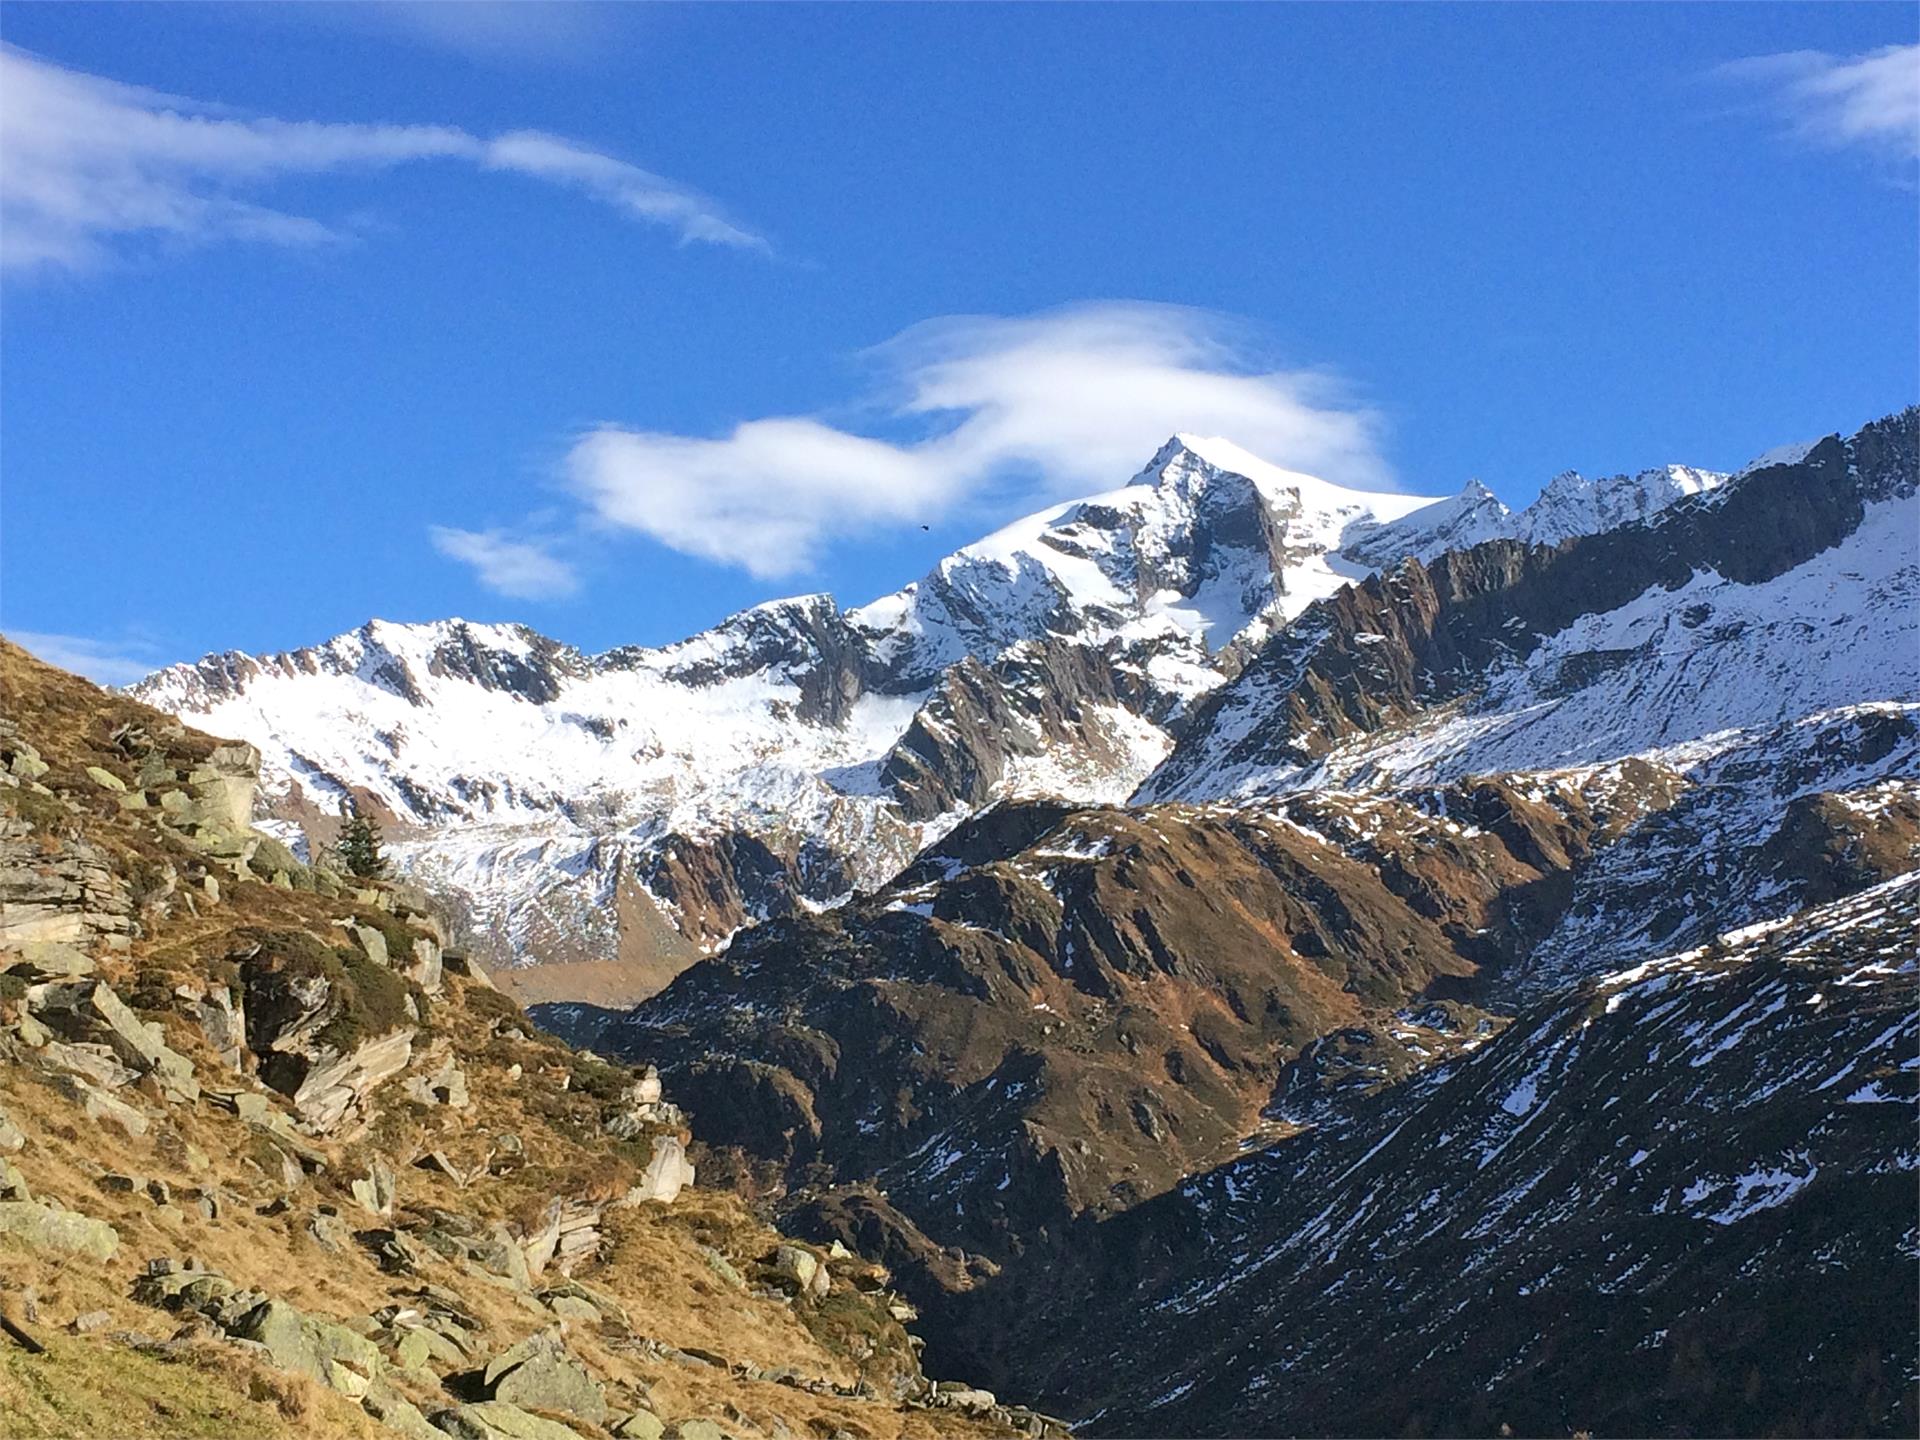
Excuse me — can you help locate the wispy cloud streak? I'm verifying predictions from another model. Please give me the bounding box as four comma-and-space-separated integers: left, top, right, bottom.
1716, 43, 1920, 162
0, 45, 764, 272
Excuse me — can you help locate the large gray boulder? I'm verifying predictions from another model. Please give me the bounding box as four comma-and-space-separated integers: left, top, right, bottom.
362, 1380, 442, 1440
190, 983, 248, 1070
229, 1297, 384, 1396
403, 1053, 469, 1109
52, 1074, 148, 1136
772, 1244, 819, 1293
189, 744, 260, 833
405, 935, 444, 992
250, 835, 310, 889
350, 922, 390, 969
8, 942, 95, 979
432, 1402, 586, 1440
36, 980, 198, 1102
287, 1027, 416, 1133
351, 1157, 397, 1218
0, 1200, 119, 1261
0, 822, 133, 951
480, 1331, 609, 1425
0, 1159, 29, 1201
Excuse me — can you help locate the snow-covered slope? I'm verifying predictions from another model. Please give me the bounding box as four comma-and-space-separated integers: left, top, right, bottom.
130, 436, 1466, 984
1142, 414, 1916, 806
1339, 461, 1730, 566
1151, 490, 1918, 801
128, 415, 1887, 996
849, 434, 1444, 694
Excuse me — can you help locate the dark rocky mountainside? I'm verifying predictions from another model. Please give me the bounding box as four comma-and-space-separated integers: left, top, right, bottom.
557, 774, 1671, 1258
967, 874, 1918, 1438
533, 410, 1919, 1436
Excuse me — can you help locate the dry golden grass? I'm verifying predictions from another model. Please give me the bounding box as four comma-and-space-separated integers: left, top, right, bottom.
0, 1234, 386, 1440
0, 638, 1014, 1440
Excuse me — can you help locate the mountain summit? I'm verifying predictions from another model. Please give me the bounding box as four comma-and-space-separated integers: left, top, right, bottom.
126, 420, 1871, 1010
126, 438, 1466, 999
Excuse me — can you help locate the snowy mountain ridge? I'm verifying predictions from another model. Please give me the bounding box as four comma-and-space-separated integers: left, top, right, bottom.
126, 422, 1850, 994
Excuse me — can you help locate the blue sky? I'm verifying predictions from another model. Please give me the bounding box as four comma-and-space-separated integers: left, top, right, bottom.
2, 2, 1915, 682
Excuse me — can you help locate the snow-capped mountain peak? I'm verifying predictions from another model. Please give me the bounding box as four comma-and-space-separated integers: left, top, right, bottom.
1164, 432, 1436, 519
125, 418, 1824, 995
1517, 462, 1729, 545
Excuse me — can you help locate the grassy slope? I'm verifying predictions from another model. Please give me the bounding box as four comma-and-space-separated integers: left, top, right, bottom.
0, 638, 1008, 1440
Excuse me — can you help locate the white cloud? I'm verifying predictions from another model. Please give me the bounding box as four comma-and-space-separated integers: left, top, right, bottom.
561, 302, 1392, 579
569, 420, 952, 579
317, 2, 614, 65
0, 45, 763, 272
7, 630, 166, 687
481, 132, 763, 250
1718, 43, 1920, 161
429, 527, 581, 600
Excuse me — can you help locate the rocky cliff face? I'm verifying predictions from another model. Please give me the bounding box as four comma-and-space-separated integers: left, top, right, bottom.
0, 640, 1043, 1440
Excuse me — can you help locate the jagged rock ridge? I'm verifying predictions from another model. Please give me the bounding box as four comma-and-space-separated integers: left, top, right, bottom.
127, 432, 1743, 1003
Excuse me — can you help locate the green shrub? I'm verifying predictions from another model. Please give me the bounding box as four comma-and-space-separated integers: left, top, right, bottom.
568, 1051, 633, 1103
353, 909, 418, 970
238, 927, 413, 1054
316, 947, 413, 1053
460, 985, 523, 1023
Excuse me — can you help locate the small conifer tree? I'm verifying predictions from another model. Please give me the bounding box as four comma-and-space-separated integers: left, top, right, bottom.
335, 798, 388, 879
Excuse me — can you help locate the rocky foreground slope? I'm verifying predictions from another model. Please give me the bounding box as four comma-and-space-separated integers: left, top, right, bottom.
0, 640, 1048, 1440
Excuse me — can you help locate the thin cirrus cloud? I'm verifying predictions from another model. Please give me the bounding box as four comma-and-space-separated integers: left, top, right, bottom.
268, 2, 618, 66
6, 630, 167, 688
1716, 42, 1920, 162
0, 44, 764, 273
428, 527, 581, 602
557, 302, 1394, 581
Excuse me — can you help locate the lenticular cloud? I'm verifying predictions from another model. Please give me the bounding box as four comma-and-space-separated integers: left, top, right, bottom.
562, 302, 1393, 578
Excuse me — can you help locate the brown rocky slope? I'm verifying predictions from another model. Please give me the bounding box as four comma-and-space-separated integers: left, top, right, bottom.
0, 639, 1047, 1440
555, 765, 1699, 1284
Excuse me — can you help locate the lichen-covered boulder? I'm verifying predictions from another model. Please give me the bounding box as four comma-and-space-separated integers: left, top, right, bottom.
480, 1331, 609, 1424
0, 1200, 119, 1261
432, 1401, 586, 1440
